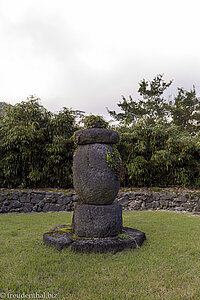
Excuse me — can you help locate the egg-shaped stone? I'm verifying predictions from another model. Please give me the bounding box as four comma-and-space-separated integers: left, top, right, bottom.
73, 143, 120, 205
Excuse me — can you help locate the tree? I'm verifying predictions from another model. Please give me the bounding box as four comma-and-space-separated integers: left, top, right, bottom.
43, 107, 80, 187
0, 96, 80, 188
0, 102, 12, 115
117, 121, 200, 188
107, 74, 173, 125
170, 86, 200, 132
0, 96, 52, 187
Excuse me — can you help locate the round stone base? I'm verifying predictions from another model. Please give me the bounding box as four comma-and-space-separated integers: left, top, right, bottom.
72, 203, 122, 238
43, 225, 146, 253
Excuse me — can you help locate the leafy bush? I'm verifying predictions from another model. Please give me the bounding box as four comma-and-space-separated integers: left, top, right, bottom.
117, 121, 200, 188
0, 96, 78, 188
0, 86, 200, 189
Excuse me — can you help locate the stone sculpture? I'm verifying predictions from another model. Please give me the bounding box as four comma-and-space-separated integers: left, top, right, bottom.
72, 117, 122, 238
43, 116, 146, 252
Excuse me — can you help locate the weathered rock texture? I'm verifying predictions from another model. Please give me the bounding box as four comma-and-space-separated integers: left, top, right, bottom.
71, 237, 137, 253
115, 189, 200, 212
72, 203, 122, 237
43, 224, 146, 253
0, 190, 77, 213
74, 128, 120, 145
1, 188, 200, 214
73, 144, 120, 205
72, 124, 123, 241
43, 225, 73, 251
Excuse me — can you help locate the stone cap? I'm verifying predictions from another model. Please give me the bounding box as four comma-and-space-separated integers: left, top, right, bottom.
74, 128, 120, 145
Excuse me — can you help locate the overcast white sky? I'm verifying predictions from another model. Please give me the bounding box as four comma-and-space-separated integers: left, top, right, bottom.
0, 0, 200, 118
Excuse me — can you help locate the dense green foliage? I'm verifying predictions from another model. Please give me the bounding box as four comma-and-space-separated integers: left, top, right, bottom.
83, 115, 109, 128
0, 75, 200, 188
170, 86, 200, 132
108, 74, 200, 188
0, 96, 78, 188
0, 101, 12, 116
117, 121, 200, 187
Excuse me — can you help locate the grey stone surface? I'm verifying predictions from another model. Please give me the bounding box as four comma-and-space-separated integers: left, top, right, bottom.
43, 233, 73, 251
10, 192, 19, 200
43, 224, 73, 250
43, 203, 62, 212
73, 144, 120, 205
72, 203, 122, 238
43, 225, 146, 253
174, 207, 185, 211
72, 195, 79, 202
38, 200, 45, 208
71, 237, 136, 253
74, 128, 120, 145
44, 194, 57, 203
129, 201, 142, 210
57, 195, 71, 205
0, 189, 200, 213
10, 200, 22, 209
122, 227, 146, 246
117, 195, 130, 207
3, 200, 10, 206
160, 192, 174, 201
1, 206, 9, 213
146, 195, 153, 203
23, 203, 33, 213
20, 194, 31, 203
0, 190, 76, 213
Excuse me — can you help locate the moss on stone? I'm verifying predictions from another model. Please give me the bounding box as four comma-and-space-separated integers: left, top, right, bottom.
72, 129, 82, 145
56, 227, 72, 233
106, 145, 122, 178
117, 233, 132, 239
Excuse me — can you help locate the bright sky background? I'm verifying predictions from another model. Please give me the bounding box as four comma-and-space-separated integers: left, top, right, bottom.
1, 0, 200, 118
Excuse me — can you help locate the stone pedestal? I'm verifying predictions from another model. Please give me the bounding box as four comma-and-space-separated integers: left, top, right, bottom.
43, 224, 146, 252
72, 203, 122, 238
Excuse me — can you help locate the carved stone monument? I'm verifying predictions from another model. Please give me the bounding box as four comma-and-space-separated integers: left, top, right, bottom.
43, 116, 146, 253
72, 121, 122, 238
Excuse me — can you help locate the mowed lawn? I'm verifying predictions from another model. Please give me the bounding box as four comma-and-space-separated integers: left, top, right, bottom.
1, 210, 200, 300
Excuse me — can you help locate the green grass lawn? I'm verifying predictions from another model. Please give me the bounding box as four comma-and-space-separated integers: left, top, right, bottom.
1, 210, 200, 300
